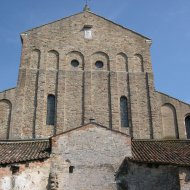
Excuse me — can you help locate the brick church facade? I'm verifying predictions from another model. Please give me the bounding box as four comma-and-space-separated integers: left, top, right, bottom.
0, 8, 190, 190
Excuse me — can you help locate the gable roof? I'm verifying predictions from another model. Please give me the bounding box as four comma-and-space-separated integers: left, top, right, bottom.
51, 122, 130, 138
0, 139, 50, 165
22, 11, 151, 40
130, 139, 190, 167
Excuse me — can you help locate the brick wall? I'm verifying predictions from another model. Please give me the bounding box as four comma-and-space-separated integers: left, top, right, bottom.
9, 11, 155, 139
0, 160, 50, 190
0, 11, 190, 140
0, 88, 16, 139
156, 92, 190, 139
50, 123, 131, 190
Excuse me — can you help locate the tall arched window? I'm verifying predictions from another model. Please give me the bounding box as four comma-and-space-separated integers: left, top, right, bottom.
46, 95, 56, 125
185, 115, 190, 139
120, 96, 129, 128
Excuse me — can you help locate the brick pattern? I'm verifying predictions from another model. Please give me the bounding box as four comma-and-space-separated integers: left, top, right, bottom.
0, 11, 190, 141
10, 11, 155, 139
51, 123, 131, 190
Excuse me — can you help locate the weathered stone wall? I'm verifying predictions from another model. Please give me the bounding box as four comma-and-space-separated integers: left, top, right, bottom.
156, 92, 190, 139
10, 11, 155, 139
179, 167, 190, 190
50, 123, 131, 190
117, 161, 180, 190
0, 160, 50, 190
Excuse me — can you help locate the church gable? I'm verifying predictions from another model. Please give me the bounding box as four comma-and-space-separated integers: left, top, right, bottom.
22, 11, 150, 54
24, 11, 150, 40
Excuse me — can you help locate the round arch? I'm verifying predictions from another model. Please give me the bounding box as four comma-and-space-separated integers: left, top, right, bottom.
0, 99, 12, 139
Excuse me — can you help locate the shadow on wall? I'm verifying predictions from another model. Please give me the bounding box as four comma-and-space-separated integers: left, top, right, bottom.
116, 178, 128, 190
185, 171, 190, 182
47, 172, 58, 190
115, 159, 128, 190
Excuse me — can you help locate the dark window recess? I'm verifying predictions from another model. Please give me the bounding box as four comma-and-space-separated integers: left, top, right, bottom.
185, 116, 190, 139
11, 165, 20, 175
71, 59, 79, 67
95, 61, 104, 68
46, 95, 56, 125
120, 96, 129, 128
69, 166, 74, 173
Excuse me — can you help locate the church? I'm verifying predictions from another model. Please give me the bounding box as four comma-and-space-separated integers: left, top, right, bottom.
0, 5, 190, 190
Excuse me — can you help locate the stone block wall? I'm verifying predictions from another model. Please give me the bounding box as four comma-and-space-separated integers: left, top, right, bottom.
50, 123, 131, 190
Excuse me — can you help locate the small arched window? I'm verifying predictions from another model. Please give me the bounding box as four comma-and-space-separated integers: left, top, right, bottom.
46, 95, 56, 125
185, 115, 190, 139
120, 96, 129, 128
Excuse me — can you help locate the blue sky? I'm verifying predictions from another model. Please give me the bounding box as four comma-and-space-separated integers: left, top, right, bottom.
0, 0, 190, 103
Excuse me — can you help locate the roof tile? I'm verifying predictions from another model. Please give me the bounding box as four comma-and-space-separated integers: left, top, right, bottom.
0, 140, 50, 165
131, 140, 190, 166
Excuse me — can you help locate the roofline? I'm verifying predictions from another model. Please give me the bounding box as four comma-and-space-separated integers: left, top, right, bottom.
0, 139, 49, 143
0, 87, 16, 94
128, 158, 190, 167
51, 122, 130, 138
89, 11, 151, 40
156, 90, 190, 107
0, 158, 50, 167
21, 11, 151, 40
132, 139, 190, 142
22, 12, 84, 34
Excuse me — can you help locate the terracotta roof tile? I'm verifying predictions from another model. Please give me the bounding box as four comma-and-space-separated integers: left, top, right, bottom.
0, 140, 50, 165
131, 139, 190, 166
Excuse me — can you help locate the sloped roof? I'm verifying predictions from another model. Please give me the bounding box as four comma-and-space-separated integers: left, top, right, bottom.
22, 11, 150, 40
51, 122, 130, 138
0, 140, 50, 165
1, 135, 190, 167
131, 139, 190, 167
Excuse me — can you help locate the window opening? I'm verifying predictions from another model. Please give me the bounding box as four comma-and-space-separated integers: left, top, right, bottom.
120, 96, 129, 128
46, 95, 56, 125
95, 61, 104, 68
71, 59, 79, 67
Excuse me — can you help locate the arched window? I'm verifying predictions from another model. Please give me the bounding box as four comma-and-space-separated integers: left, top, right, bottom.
185, 115, 190, 139
120, 96, 129, 128
46, 95, 56, 125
